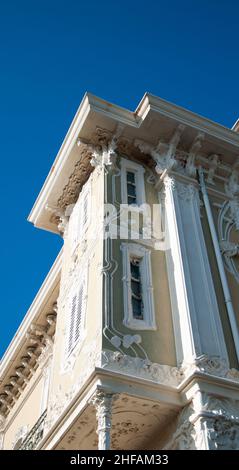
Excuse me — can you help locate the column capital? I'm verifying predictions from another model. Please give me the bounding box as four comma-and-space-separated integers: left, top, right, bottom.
90, 390, 118, 450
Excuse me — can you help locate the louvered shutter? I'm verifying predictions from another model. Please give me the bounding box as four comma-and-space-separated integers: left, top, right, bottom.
65, 273, 87, 358
67, 293, 77, 355
69, 200, 81, 254
74, 282, 84, 344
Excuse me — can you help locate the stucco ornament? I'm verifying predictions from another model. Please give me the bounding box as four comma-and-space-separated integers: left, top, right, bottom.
182, 354, 239, 381
101, 349, 184, 386
12, 425, 29, 449
165, 393, 239, 450
218, 198, 239, 284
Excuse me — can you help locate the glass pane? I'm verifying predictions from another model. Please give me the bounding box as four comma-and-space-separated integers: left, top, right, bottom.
127, 183, 137, 197
132, 297, 143, 319
130, 262, 140, 280
131, 279, 141, 297
127, 171, 135, 183
128, 195, 137, 205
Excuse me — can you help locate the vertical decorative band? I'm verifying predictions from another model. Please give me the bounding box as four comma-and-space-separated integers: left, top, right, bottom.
90, 390, 116, 450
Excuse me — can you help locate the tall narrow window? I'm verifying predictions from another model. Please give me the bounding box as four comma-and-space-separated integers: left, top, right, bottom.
121, 158, 146, 206
127, 171, 137, 205
130, 258, 144, 319
121, 243, 156, 330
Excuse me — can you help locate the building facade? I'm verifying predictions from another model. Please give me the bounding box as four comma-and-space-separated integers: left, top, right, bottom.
1, 93, 239, 450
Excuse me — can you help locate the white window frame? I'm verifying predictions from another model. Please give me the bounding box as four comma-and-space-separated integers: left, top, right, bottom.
120, 158, 146, 206
65, 270, 88, 359
121, 242, 156, 330
69, 179, 91, 254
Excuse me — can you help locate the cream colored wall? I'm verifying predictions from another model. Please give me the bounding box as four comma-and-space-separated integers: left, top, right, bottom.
3, 374, 45, 449
47, 169, 104, 408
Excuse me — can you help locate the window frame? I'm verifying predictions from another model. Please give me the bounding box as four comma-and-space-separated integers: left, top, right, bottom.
120, 158, 146, 207
121, 242, 156, 330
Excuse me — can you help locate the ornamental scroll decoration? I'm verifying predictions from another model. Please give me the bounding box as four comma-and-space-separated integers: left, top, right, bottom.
218, 200, 239, 284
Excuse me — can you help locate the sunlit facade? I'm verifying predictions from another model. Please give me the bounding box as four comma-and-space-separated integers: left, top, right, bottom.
1, 93, 239, 450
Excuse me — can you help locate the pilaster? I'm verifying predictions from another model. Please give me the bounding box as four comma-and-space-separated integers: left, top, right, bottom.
162, 175, 228, 364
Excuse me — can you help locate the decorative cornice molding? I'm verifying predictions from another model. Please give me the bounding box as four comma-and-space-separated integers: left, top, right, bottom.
57, 145, 93, 211
101, 350, 184, 387
182, 355, 239, 382
0, 311, 57, 417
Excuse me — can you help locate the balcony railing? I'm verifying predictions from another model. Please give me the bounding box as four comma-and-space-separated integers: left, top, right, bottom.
19, 409, 47, 450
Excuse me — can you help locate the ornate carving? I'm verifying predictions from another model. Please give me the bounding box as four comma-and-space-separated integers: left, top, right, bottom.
57, 145, 93, 211
110, 334, 141, 349
182, 354, 239, 381
225, 161, 239, 198
220, 240, 239, 258
206, 418, 239, 450
90, 391, 117, 450
206, 154, 219, 185
218, 200, 239, 283
101, 350, 184, 386
135, 125, 185, 175
176, 181, 198, 202
45, 204, 69, 234
0, 301, 57, 416
12, 425, 29, 449
185, 133, 204, 177
166, 393, 239, 450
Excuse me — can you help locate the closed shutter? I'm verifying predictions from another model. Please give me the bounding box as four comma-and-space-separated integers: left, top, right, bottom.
70, 185, 90, 253
67, 293, 78, 355
74, 282, 84, 344
66, 273, 87, 358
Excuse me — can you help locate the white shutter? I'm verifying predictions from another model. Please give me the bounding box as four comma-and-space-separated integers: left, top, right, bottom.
67, 293, 78, 355
70, 185, 90, 253
65, 273, 87, 358
79, 189, 90, 240
69, 200, 81, 254
74, 282, 84, 344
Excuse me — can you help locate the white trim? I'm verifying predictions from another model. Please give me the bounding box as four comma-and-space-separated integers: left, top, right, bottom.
163, 177, 228, 364
120, 158, 146, 206
40, 362, 52, 415
28, 92, 239, 233
65, 270, 88, 359
68, 178, 91, 254
121, 242, 156, 330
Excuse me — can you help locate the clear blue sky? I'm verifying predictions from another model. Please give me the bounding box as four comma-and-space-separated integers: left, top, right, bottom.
0, 0, 238, 358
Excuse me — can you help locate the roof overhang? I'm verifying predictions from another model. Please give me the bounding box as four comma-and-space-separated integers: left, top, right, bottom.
28, 92, 239, 234
0, 249, 62, 384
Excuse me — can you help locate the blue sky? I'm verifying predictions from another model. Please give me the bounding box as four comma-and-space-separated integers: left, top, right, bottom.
0, 0, 238, 357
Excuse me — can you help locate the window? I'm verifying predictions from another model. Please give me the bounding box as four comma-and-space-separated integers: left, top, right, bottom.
126, 171, 137, 205
130, 257, 144, 319
65, 272, 87, 357
69, 179, 91, 253
121, 243, 156, 330
121, 158, 145, 206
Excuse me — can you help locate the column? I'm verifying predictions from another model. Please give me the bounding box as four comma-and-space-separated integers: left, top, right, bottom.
162, 176, 228, 365
91, 391, 115, 450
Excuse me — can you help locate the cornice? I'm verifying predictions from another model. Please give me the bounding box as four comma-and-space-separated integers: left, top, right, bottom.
28, 92, 239, 234
141, 93, 239, 147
